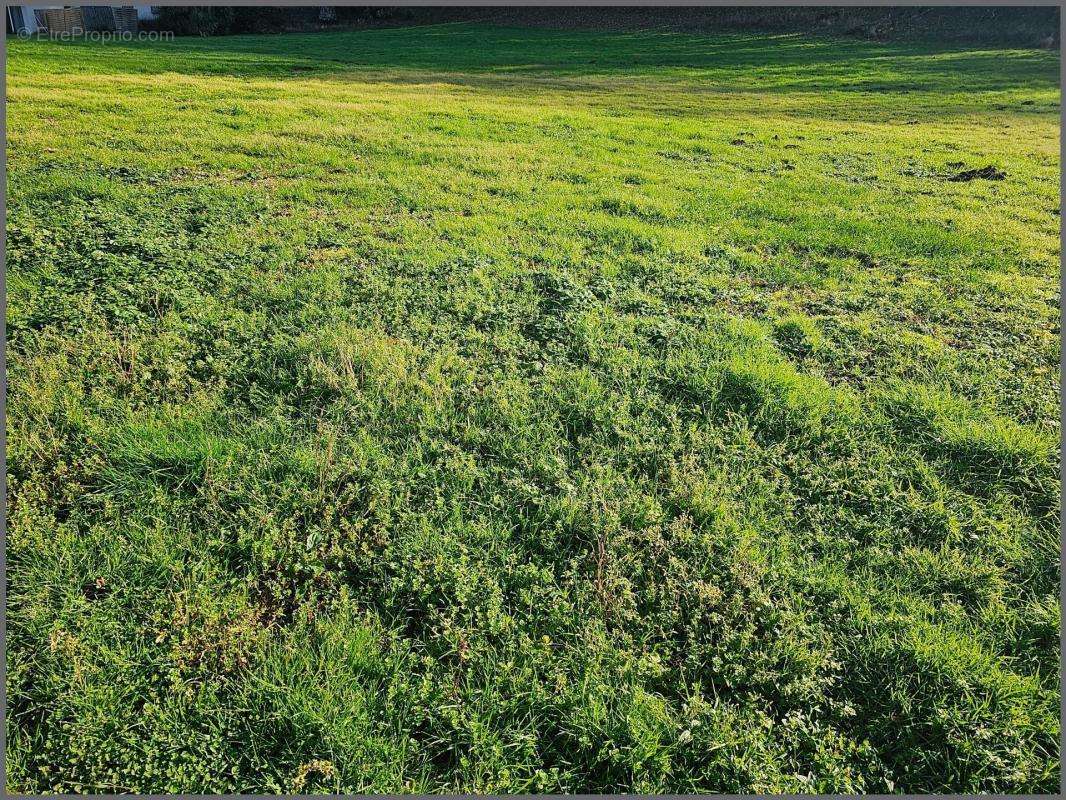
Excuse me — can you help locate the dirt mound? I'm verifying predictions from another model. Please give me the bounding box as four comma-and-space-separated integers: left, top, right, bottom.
948, 166, 1007, 182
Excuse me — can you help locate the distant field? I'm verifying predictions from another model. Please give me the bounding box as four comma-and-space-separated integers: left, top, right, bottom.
5, 25, 1060, 793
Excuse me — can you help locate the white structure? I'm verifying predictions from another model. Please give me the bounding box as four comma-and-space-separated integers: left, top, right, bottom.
6, 6, 38, 34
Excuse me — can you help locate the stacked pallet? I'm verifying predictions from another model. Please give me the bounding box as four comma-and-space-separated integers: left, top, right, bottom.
43, 7, 85, 35
113, 6, 138, 33
82, 6, 118, 31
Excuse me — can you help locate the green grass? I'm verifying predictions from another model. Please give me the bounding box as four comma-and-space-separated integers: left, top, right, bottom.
5, 24, 1060, 793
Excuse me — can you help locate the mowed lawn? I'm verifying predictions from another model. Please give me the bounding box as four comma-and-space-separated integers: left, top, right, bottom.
5, 25, 1060, 793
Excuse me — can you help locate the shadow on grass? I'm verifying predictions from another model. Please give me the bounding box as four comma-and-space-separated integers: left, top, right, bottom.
8, 24, 1060, 97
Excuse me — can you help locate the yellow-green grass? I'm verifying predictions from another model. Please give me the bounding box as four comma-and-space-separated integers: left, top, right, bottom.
5, 25, 1060, 793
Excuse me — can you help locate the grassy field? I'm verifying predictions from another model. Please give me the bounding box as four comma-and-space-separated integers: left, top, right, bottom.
5, 24, 1061, 793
